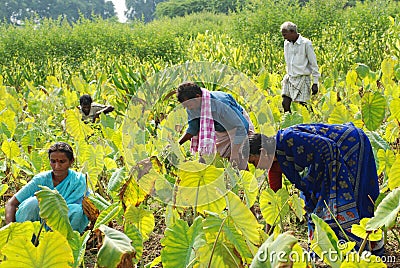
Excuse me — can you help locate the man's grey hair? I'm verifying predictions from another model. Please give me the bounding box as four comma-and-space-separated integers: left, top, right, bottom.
280, 21, 297, 33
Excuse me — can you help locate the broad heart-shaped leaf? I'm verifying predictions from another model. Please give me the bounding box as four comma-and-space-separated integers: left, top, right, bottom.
250, 232, 298, 268
161, 216, 206, 268
108, 167, 127, 193
93, 202, 122, 230
328, 103, 352, 125
0, 230, 73, 268
65, 109, 93, 141
310, 214, 343, 268
351, 218, 382, 241
366, 187, 400, 230
203, 213, 254, 264
97, 224, 136, 268
225, 191, 263, 246
340, 253, 387, 267
124, 206, 155, 241
388, 155, 400, 190
1, 139, 20, 160
289, 193, 306, 220
238, 170, 259, 208
36, 186, 74, 239
389, 98, 400, 121
176, 161, 226, 210
361, 92, 386, 131
197, 240, 242, 268
356, 63, 370, 79
0, 109, 16, 137
0, 221, 40, 250
377, 149, 396, 175
121, 177, 148, 208
260, 188, 290, 226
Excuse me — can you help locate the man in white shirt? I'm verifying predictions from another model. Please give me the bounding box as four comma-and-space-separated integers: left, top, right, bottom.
78, 94, 114, 122
280, 21, 320, 113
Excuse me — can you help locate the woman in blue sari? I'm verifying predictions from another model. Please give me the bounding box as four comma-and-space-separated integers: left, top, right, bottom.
5, 142, 89, 233
245, 123, 383, 253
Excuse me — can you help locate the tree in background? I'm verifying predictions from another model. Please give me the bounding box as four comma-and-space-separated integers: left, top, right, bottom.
125, 0, 167, 22
155, 0, 246, 19
0, 0, 116, 24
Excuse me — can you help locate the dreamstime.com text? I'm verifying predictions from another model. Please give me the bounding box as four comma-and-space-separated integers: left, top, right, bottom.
256, 246, 396, 264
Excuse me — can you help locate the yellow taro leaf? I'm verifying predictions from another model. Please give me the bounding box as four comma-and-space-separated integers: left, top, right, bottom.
328, 104, 352, 125
0, 231, 73, 268
389, 98, 400, 121
176, 161, 225, 208
124, 206, 155, 241
122, 178, 147, 207
381, 58, 396, 78
85, 145, 105, 187
0, 109, 16, 137
65, 109, 93, 140
346, 69, 358, 88
104, 157, 118, 170
377, 149, 396, 175
388, 155, 400, 190
1, 139, 20, 160
351, 218, 382, 241
63, 89, 78, 108
384, 121, 399, 143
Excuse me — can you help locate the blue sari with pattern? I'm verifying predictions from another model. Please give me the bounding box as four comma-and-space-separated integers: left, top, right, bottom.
275, 122, 379, 247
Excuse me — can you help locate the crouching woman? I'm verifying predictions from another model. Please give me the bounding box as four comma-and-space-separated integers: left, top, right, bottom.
5, 142, 89, 233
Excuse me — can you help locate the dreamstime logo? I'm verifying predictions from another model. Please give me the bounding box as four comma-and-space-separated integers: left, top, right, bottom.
121, 61, 275, 207
256, 239, 396, 264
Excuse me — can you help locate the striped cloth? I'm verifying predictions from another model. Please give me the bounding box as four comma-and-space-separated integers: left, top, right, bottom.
190, 88, 216, 155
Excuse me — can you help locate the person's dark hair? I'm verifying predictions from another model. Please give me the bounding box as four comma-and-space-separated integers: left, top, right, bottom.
177, 82, 202, 103
246, 133, 276, 156
48, 142, 74, 161
79, 94, 93, 106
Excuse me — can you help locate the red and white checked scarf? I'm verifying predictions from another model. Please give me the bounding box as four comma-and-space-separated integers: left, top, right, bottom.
190, 88, 216, 155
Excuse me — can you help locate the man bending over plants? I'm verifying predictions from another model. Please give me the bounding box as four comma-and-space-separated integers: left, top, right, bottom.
5, 142, 89, 233
177, 81, 254, 170
244, 122, 384, 255
78, 94, 114, 123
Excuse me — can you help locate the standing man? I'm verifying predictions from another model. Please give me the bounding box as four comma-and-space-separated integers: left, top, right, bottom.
280, 21, 320, 113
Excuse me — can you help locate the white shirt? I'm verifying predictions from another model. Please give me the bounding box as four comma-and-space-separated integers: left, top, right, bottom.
284, 34, 320, 84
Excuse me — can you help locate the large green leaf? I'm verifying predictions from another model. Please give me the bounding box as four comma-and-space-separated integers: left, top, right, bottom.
36, 186, 73, 239
356, 63, 370, 79
289, 193, 305, 220
176, 161, 226, 212
260, 188, 290, 226
250, 232, 298, 268
389, 98, 400, 121
197, 238, 242, 268
225, 191, 263, 246
124, 223, 144, 263
65, 109, 93, 141
97, 224, 136, 268
0, 221, 40, 250
361, 92, 386, 131
161, 216, 206, 268
0, 231, 73, 268
93, 202, 122, 230
377, 149, 396, 175
108, 167, 127, 193
68, 230, 91, 268
311, 214, 345, 268
1, 139, 20, 161
366, 187, 400, 230
203, 213, 253, 264
388, 155, 400, 190
124, 206, 155, 241
328, 103, 352, 125
350, 218, 382, 241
